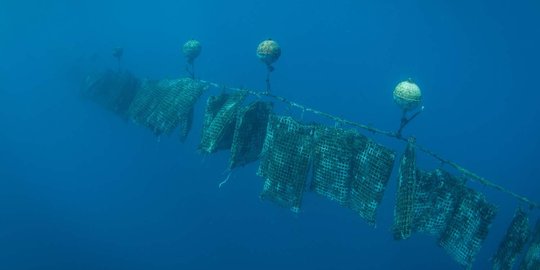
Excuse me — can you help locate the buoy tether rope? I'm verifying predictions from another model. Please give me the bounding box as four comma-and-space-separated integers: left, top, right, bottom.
257, 39, 281, 94
182, 39, 202, 79
393, 79, 423, 138
265, 64, 273, 93
397, 106, 424, 138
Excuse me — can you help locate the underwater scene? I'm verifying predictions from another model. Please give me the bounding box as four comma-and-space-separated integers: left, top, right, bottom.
1, 0, 540, 269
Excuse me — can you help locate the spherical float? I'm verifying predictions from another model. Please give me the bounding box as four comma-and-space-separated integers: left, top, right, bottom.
182, 39, 202, 63
256, 39, 281, 66
393, 79, 422, 111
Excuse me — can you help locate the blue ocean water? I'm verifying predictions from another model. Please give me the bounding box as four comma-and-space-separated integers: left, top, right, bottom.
1, 0, 539, 269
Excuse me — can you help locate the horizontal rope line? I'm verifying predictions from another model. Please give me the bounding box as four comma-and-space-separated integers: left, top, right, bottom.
199, 79, 540, 210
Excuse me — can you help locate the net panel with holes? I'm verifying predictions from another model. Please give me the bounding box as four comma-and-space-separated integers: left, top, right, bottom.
128, 78, 206, 137
392, 142, 418, 240
413, 169, 466, 236
438, 189, 497, 269
349, 138, 395, 225
199, 91, 248, 154
229, 101, 273, 169
310, 127, 359, 206
309, 126, 395, 224
492, 209, 530, 270
257, 115, 315, 213
179, 108, 194, 142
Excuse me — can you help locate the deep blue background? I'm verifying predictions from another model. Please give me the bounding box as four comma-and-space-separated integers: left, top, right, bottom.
1, 0, 539, 269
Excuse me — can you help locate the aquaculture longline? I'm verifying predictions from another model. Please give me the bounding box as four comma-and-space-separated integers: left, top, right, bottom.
81, 39, 540, 269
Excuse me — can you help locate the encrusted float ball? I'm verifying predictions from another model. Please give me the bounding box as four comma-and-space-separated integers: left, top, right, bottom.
256, 39, 281, 66
182, 39, 202, 63
393, 79, 422, 111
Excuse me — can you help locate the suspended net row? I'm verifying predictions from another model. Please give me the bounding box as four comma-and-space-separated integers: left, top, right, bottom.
202, 80, 540, 210
392, 142, 540, 269
83, 71, 540, 269
393, 142, 497, 269
255, 115, 396, 220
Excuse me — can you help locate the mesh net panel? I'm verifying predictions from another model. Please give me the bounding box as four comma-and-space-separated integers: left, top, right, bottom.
439, 190, 497, 269
199, 91, 248, 154
521, 219, 540, 270
413, 169, 466, 236
128, 78, 206, 136
392, 149, 464, 239
202, 93, 229, 135
311, 128, 358, 206
179, 107, 194, 142
257, 115, 315, 213
393, 142, 497, 268
82, 70, 139, 117
493, 209, 530, 270
229, 101, 273, 169
393, 142, 418, 240
348, 134, 395, 225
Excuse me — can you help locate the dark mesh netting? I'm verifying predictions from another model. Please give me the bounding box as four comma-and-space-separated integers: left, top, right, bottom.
199, 91, 248, 154
393, 141, 418, 240
413, 169, 466, 236
82, 70, 139, 117
392, 147, 465, 238
311, 128, 359, 206
178, 107, 194, 142
229, 101, 273, 169
520, 219, 540, 270
257, 115, 315, 213
310, 127, 394, 224
393, 142, 497, 269
349, 132, 395, 224
128, 78, 206, 137
438, 190, 497, 269
493, 209, 530, 270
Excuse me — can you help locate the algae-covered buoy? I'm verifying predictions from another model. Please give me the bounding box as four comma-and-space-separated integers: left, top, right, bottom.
257, 39, 281, 67
182, 39, 202, 64
393, 79, 422, 111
